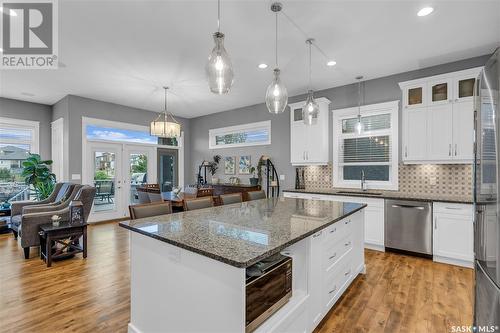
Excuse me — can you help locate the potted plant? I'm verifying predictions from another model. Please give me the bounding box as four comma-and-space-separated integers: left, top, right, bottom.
249, 166, 259, 186
21, 153, 56, 200
208, 155, 221, 184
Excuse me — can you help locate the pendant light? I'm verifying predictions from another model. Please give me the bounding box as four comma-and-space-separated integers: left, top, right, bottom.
265, 2, 288, 114
355, 76, 364, 135
206, 0, 234, 94
302, 38, 319, 125
150, 87, 181, 138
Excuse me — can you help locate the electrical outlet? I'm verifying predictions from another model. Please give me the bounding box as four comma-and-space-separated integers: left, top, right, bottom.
430, 176, 437, 186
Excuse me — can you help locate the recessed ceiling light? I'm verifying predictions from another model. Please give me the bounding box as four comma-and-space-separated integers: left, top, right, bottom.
417, 7, 434, 17
326, 60, 337, 67
0, 7, 17, 16
258, 63, 268, 69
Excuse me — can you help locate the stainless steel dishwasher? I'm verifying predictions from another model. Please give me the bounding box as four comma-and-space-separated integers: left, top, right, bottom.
385, 199, 432, 256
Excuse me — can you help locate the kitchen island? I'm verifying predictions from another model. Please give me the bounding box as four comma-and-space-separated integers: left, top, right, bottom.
120, 197, 366, 333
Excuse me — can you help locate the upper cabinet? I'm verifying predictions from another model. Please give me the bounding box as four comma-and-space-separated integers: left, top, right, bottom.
290, 98, 331, 166
399, 67, 482, 164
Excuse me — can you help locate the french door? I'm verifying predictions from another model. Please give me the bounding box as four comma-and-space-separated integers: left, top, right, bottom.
86, 142, 156, 222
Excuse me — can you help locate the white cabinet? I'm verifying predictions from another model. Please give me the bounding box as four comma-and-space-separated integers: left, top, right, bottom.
400, 67, 482, 164
427, 103, 454, 160
403, 107, 427, 161
290, 98, 331, 165
308, 230, 325, 328
433, 202, 474, 268
283, 192, 385, 251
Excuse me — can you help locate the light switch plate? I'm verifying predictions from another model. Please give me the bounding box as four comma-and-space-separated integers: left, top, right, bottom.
279, 174, 285, 180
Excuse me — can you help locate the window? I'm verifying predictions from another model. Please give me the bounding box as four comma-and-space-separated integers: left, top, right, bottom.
333, 101, 399, 190
209, 120, 271, 149
0, 117, 39, 202
86, 125, 157, 144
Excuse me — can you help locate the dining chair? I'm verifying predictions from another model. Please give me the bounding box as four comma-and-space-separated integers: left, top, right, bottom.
129, 201, 172, 220
196, 188, 214, 198
220, 193, 243, 205
147, 189, 163, 203
183, 197, 214, 211
137, 190, 151, 204
245, 190, 267, 201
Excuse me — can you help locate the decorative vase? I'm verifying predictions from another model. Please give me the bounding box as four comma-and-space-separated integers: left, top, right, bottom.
249, 177, 259, 186
51, 215, 61, 227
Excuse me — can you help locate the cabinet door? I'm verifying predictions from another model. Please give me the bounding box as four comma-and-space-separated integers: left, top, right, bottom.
427, 104, 453, 160
403, 83, 426, 109
291, 106, 307, 164
364, 207, 384, 247
452, 101, 474, 161
404, 108, 427, 161
309, 230, 325, 327
428, 78, 452, 106
454, 75, 476, 103
305, 123, 324, 163
433, 213, 474, 262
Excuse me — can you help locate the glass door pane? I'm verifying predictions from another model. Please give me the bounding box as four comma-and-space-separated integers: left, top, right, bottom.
458, 78, 475, 98
158, 148, 178, 192
93, 151, 117, 212
432, 83, 448, 102
408, 87, 423, 106
129, 153, 148, 205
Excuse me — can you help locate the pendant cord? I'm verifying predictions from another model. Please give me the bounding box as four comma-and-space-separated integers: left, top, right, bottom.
357, 79, 361, 116
217, 0, 221, 32
164, 87, 168, 119
275, 11, 278, 68
308, 40, 312, 90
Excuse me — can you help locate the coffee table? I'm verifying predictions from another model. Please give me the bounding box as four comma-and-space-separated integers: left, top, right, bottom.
38, 222, 88, 267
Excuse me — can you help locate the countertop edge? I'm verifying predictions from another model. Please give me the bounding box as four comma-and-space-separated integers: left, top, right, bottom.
119, 203, 367, 269
283, 189, 473, 204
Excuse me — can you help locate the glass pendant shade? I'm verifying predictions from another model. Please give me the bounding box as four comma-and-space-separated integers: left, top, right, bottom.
206, 32, 234, 94
355, 114, 364, 135
266, 68, 288, 114
150, 115, 181, 138
302, 90, 319, 125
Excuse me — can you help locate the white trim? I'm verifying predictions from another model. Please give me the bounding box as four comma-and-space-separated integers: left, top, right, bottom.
0, 116, 39, 154
398, 66, 483, 89
332, 100, 399, 191
209, 120, 271, 149
51, 118, 65, 181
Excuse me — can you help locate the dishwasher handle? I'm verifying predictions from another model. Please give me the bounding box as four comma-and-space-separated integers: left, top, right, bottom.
391, 204, 426, 210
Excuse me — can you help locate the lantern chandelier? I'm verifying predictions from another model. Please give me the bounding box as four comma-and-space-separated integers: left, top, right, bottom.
150, 87, 181, 138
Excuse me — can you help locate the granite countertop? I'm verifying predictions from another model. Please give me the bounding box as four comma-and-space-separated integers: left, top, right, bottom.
206, 183, 259, 187
284, 188, 473, 204
119, 198, 366, 268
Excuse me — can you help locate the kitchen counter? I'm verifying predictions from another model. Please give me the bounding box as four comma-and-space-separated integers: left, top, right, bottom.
284, 188, 473, 204
120, 197, 366, 268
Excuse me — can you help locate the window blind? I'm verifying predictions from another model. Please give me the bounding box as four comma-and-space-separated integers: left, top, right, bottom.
340, 135, 391, 165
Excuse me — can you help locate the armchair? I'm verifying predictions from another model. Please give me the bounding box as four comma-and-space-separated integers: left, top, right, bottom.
10, 182, 75, 217
14, 185, 96, 259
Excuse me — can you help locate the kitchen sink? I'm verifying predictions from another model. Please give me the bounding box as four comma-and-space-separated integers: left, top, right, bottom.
336, 190, 383, 196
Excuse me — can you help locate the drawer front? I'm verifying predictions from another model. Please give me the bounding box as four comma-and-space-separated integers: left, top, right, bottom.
323, 233, 353, 271
325, 216, 353, 243
433, 202, 472, 216
323, 251, 353, 309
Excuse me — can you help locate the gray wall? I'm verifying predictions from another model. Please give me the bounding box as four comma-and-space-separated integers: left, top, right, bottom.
189, 54, 491, 190
0, 97, 52, 159
59, 95, 191, 184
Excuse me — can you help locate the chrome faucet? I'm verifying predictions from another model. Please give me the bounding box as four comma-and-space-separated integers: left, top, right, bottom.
360, 170, 367, 191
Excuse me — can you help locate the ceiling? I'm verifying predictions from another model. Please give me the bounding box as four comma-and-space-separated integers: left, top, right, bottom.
1, 0, 499, 118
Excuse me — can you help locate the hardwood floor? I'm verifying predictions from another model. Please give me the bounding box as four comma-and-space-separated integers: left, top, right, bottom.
0, 222, 473, 333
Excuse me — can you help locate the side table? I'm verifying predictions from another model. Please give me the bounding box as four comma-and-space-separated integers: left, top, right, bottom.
0, 206, 12, 235
38, 222, 88, 267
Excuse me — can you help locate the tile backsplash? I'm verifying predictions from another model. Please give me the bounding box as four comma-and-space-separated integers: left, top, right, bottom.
301, 163, 473, 197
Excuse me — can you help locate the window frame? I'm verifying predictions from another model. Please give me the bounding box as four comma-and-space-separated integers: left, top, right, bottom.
0, 117, 40, 154
208, 120, 271, 149
332, 101, 399, 190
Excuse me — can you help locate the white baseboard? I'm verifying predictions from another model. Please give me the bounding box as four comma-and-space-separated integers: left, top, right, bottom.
433, 255, 473, 268
128, 323, 141, 333
365, 243, 385, 252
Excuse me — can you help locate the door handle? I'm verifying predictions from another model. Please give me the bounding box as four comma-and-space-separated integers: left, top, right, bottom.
434, 216, 437, 230
454, 144, 457, 156
449, 144, 452, 156
329, 253, 337, 260
391, 204, 425, 210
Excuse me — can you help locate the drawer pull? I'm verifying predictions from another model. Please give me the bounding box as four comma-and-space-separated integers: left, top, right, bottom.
344, 220, 351, 225
328, 286, 337, 294
330, 228, 337, 234
329, 253, 337, 260
345, 241, 351, 247
444, 207, 462, 210
313, 231, 322, 238
344, 269, 351, 276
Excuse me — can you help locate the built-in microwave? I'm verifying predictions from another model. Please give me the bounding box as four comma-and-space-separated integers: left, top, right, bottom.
245, 254, 292, 333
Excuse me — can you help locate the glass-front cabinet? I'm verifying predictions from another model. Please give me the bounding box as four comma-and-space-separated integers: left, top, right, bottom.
454, 75, 476, 103
403, 83, 426, 109
428, 78, 452, 106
